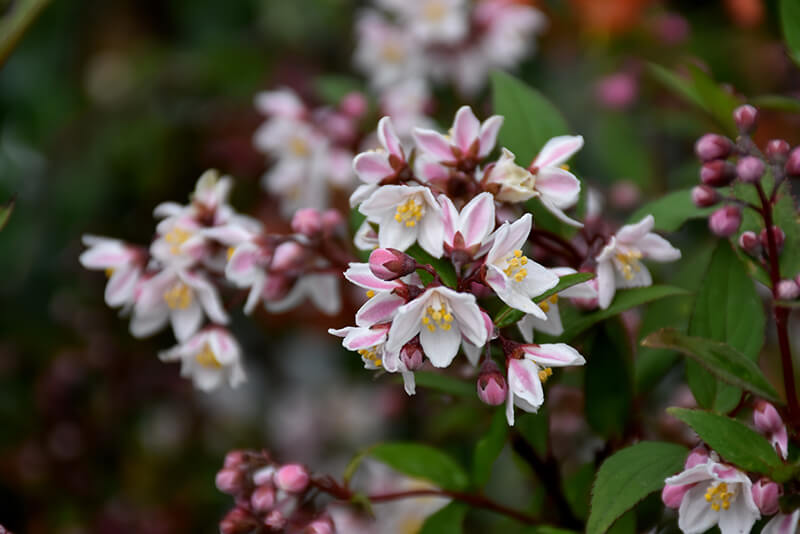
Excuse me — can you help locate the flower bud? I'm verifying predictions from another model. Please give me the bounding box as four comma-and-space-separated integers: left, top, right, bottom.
250, 485, 276, 513
695, 134, 732, 162
738, 231, 759, 253
400, 341, 424, 371
691, 185, 719, 207
272, 242, 306, 271
306, 516, 335, 534
700, 160, 737, 187
216, 468, 245, 495
224, 450, 246, 469
754, 401, 784, 435
662, 484, 689, 509
264, 510, 287, 530
274, 464, 309, 493
786, 147, 800, 176
760, 226, 785, 254
292, 208, 323, 236
684, 447, 709, 469
766, 139, 791, 162
736, 156, 764, 183
341, 91, 368, 118
733, 104, 758, 134
751, 479, 781, 515
220, 507, 257, 534
321, 209, 344, 230
709, 206, 741, 237
368, 248, 416, 281
477, 360, 507, 406
777, 279, 800, 300
252, 466, 274, 486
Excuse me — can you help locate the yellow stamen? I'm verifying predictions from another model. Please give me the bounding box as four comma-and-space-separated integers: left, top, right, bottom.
704, 482, 733, 512
503, 249, 531, 282
163, 282, 192, 310
539, 300, 550, 313
366, 290, 376, 298
289, 137, 309, 157
227, 247, 235, 261
394, 197, 424, 228
538, 367, 553, 382
615, 249, 643, 281
560, 163, 570, 171
195, 344, 222, 369
357, 346, 382, 368
164, 227, 192, 255
105, 268, 115, 278
422, 302, 454, 333
423, 1, 446, 21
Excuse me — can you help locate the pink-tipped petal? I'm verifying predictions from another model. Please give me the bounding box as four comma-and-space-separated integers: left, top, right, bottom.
535, 167, 581, 208
460, 193, 496, 246
478, 115, 504, 158
452, 106, 480, 152
413, 128, 456, 162
534, 135, 584, 168
377, 116, 403, 158
616, 215, 655, 244
523, 343, 585, 367
353, 151, 394, 183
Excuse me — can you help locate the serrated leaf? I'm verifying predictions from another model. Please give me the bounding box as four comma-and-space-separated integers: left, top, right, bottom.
369, 442, 469, 491
587, 442, 687, 534
407, 244, 458, 288
410, 371, 474, 398
668, 408, 783, 475
643, 329, 781, 404
559, 286, 689, 342
781, 0, 800, 67
628, 189, 714, 232
493, 272, 595, 328
472, 409, 508, 488
419, 502, 468, 534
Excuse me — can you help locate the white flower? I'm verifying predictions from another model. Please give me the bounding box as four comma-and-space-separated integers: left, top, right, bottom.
484, 136, 583, 225
665, 459, 760, 534
344, 262, 410, 327
763, 510, 800, 534
484, 214, 559, 319
354, 11, 425, 89
439, 192, 495, 258
595, 214, 681, 309
506, 343, 586, 425
354, 220, 380, 251
79, 235, 143, 308
385, 286, 489, 368
265, 272, 341, 316
224, 241, 271, 314
159, 327, 245, 391
385, 0, 468, 45
351, 117, 407, 208
358, 185, 444, 257
413, 105, 503, 165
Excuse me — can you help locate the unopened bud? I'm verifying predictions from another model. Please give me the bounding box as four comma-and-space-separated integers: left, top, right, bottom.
274, 464, 309, 493
250, 485, 276, 513
701, 160, 736, 187
785, 147, 800, 176
306, 516, 335, 534
216, 468, 245, 495
684, 448, 709, 469
777, 279, 800, 300
738, 231, 759, 252
224, 450, 246, 469
695, 134, 732, 162
400, 341, 424, 371
760, 226, 785, 254
264, 510, 287, 530
368, 248, 416, 281
321, 209, 344, 231
691, 185, 719, 207
220, 507, 256, 534
662, 484, 690, 509
272, 242, 306, 271
733, 104, 758, 134
341, 91, 368, 118
751, 479, 781, 515
754, 401, 784, 435
292, 208, 323, 236
736, 156, 764, 183
709, 206, 741, 237
477, 360, 507, 406
766, 139, 791, 163
252, 466, 274, 486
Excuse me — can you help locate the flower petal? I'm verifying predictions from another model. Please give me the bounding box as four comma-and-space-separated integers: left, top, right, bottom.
171, 300, 204, 342
307, 274, 341, 315
616, 215, 655, 244
596, 260, 616, 310
459, 192, 495, 247
535, 167, 581, 209
677, 484, 720, 534
413, 128, 456, 163
353, 151, 394, 184
533, 135, 584, 168
523, 343, 585, 367
452, 106, 480, 152
637, 233, 682, 262
386, 297, 428, 353
477, 115, 504, 158
419, 320, 461, 367
355, 291, 405, 326
377, 116, 403, 158
344, 262, 399, 291
508, 358, 544, 412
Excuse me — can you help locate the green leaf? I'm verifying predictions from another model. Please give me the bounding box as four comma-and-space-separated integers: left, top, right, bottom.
493, 272, 595, 329
750, 95, 800, 113
781, 0, 800, 67
516, 409, 549, 458
407, 244, 458, 288
667, 408, 783, 475
491, 71, 569, 163
647, 63, 704, 108
685, 241, 766, 411
585, 321, 633, 438
0, 0, 52, 67
628, 189, 714, 232
642, 329, 781, 404
419, 502, 468, 534
411, 371, 475, 398
559, 286, 689, 342
472, 409, 508, 488
587, 442, 687, 534
0, 195, 15, 232
564, 463, 595, 521
369, 442, 470, 491
314, 75, 364, 105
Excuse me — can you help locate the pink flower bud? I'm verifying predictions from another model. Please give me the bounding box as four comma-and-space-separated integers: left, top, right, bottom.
400, 341, 424, 371
692, 185, 719, 207
766, 139, 791, 162
594, 73, 638, 110
341, 91, 368, 118
321, 209, 344, 231
695, 134, 732, 162
733, 104, 758, 134
250, 485, 276, 513
752, 479, 782, 515
786, 147, 800, 176
685, 448, 709, 469
477, 360, 507, 406
264, 510, 287, 530
216, 468, 245, 495
252, 466, 274, 486
737, 156, 765, 183
760, 226, 785, 254
662, 484, 690, 509
272, 242, 306, 271
291, 208, 323, 236
754, 401, 784, 435
368, 248, 416, 281
306, 516, 335, 534
274, 464, 309, 493
220, 507, 257, 534
738, 231, 759, 252
224, 450, 246, 469
709, 206, 741, 237
777, 279, 800, 300
701, 160, 737, 187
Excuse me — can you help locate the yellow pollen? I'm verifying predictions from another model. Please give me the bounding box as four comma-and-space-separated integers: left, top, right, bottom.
289, 137, 309, 157
539, 300, 550, 313
163, 282, 193, 310
105, 268, 115, 278
195, 344, 222, 369
165, 227, 192, 255
227, 247, 235, 261
560, 163, 570, 171
615, 249, 643, 281
366, 290, 376, 298
538, 367, 553, 382
503, 249, 531, 282
357, 347, 382, 368
549, 294, 558, 304
422, 304, 454, 332
704, 482, 733, 512
394, 197, 424, 228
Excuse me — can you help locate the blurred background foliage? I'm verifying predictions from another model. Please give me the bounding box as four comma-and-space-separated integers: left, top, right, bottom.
1, 0, 799, 532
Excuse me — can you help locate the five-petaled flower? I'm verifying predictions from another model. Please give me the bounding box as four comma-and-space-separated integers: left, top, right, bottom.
159, 327, 245, 391
414, 105, 503, 166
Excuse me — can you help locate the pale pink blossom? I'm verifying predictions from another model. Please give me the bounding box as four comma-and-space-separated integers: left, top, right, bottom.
439, 192, 495, 258
79, 235, 144, 308
354, 11, 424, 89
159, 327, 245, 391
413, 105, 503, 164
763, 510, 800, 534
351, 117, 408, 207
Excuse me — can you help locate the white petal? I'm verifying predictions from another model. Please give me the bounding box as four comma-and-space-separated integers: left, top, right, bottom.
386, 297, 428, 353
378, 116, 403, 158
170, 300, 204, 342
539, 196, 583, 227
379, 216, 418, 251
105, 267, 139, 307
344, 262, 399, 291
354, 151, 394, 183
477, 115, 504, 158
452, 106, 480, 152
678, 484, 720, 534
596, 260, 616, 310
459, 192, 495, 247
535, 167, 581, 209
614, 262, 652, 289
307, 274, 341, 315
523, 343, 585, 367
533, 135, 584, 168
419, 322, 461, 368
616, 215, 655, 245
355, 291, 405, 326
637, 233, 681, 262
413, 128, 456, 162
508, 359, 544, 412
417, 209, 444, 258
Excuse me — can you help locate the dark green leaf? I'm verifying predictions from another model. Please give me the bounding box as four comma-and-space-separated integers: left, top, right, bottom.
472, 409, 508, 488
642, 329, 781, 404
407, 244, 458, 288
668, 408, 782, 475
686, 64, 738, 135
516, 410, 549, 458
369, 442, 470, 491
419, 502, 468, 534
585, 321, 633, 438
411, 371, 475, 398
564, 463, 595, 521
493, 272, 595, 328
491, 71, 569, 163
780, 0, 800, 67
587, 442, 687, 534
647, 63, 704, 108
559, 286, 689, 342
750, 95, 800, 112
628, 189, 714, 232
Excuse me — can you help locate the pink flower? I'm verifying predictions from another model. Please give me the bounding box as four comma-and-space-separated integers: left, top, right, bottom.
351, 117, 408, 207
754, 401, 789, 460
159, 327, 245, 391
413, 105, 503, 164
79, 235, 144, 308
439, 192, 496, 258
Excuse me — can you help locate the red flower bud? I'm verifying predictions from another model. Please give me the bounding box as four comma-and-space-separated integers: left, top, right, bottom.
785, 147, 800, 176
709, 206, 741, 237
695, 134, 732, 162
766, 139, 791, 162
216, 468, 245, 495
700, 160, 736, 187
691, 185, 719, 207
751, 479, 781, 516
368, 248, 416, 281
477, 360, 507, 406
400, 340, 424, 371
224, 450, 246, 469
220, 507, 257, 534
250, 485, 276, 513
738, 231, 759, 253
733, 104, 758, 134
736, 156, 764, 183
306, 516, 336, 534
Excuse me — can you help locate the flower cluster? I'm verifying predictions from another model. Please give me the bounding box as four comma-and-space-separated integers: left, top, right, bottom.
333, 106, 681, 424
662, 402, 791, 534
